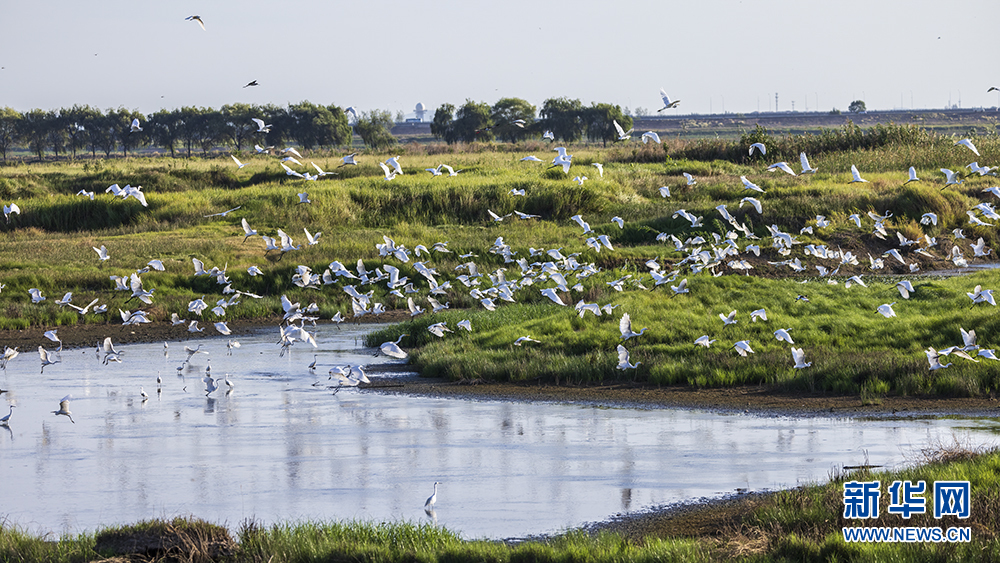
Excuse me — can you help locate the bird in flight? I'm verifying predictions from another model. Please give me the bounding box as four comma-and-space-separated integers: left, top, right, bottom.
658, 88, 680, 111
244, 80, 258, 88
185, 15, 205, 30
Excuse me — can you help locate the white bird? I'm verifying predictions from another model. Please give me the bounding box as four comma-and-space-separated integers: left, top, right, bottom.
250, 118, 272, 133
904, 166, 920, 184
719, 310, 738, 326
767, 162, 796, 176
955, 138, 980, 156
876, 302, 897, 318
339, 153, 359, 166
3, 203, 19, 223
425, 482, 441, 508
52, 395, 74, 423
543, 130, 555, 140
941, 168, 963, 187
748, 143, 766, 156
920, 213, 938, 226
613, 119, 633, 141
739, 197, 762, 214
658, 88, 680, 111
130, 118, 142, 133
682, 172, 697, 186
385, 156, 403, 175
740, 176, 764, 193
214, 322, 231, 335
641, 131, 661, 144
732, 341, 754, 357
140, 387, 149, 400
926, 347, 952, 371
28, 288, 45, 303
541, 287, 566, 306
514, 336, 540, 346
611, 216, 624, 229
791, 347, 812, 369
93, 245, 110, 261
0, 405, 13, 426
203, 376, 218, 396
799, 152, 818, 174
380, 334, 408, 359
850, 165, 869, 184
616, 344, 641, 370
520, 156, 542, 162
750, 309, 767, 322
427, 322, 453, 338
457, 319, 472, 332
76, 189, 95, 200
619, 313, 648, 340
658, 186, 671, 198
230, 154, 247, 169
592, 162, 604, 177
39, 346, 59, 373
896, 280, 915, 299
670, 278, 689, 297
773, 328, 794, 344
694, 335, 716, 348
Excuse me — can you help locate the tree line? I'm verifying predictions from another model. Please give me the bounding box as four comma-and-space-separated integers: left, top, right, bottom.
430, 97, 633, 146
0, 102, 402, 161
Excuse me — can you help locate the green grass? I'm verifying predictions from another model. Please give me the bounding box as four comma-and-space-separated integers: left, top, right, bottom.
3, 447, 999, 562
2, 139, 1000, 397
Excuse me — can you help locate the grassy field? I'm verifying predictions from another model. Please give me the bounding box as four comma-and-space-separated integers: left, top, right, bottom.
1, 127, 1000, 397
2, 446, 998, 562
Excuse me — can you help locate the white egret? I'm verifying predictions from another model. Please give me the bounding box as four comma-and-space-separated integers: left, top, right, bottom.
659, 186, 671, 198
670, 278, 688, 297
52, 395, 75, 423
926, 347, 952, 371
619, 313, 648, 340
427, 322, 453, 338
613, 120, 633, 141
425, 482, 441, 508
616, 344, 641, 370
694, 335, 716, 348
750, 309, 767, 322
39, 346, 60, 373
3, 203, 19, 223
740, 176, 764, 193
904, 167, 920, 184
380, 334, 408, 359
513, 336, 540, 346
739, 197, 762, 214
140, 387, 149, 400
732, 341, 754, 357
521, 155, 542, 162
130, 118, 142, 133
748, 143, 766, 156
719, 310, 738, 326
940, 168, 963, 187
658, 89, 680, 111
214, 322, 231, 335
850, 165, 869, 184
0, 405, 13, 425
339, 153, 359, 166
641, 131, 661, 144
896, 280, 915, 299
230, 154, 247, 169
611, 216, 624, 229
93, 245, 110, 261
203, 376, 218, 396
791, 348, 812, 369
799, 152, 818, 174
876, 302, 897, 318
682, 172, 696, 186
773, 328, 794, 344
767, 162, 796, 176
457, 319, 472, 332
954, 138, 980, 156
592, 162, 604, 177
540, 288, 566, 306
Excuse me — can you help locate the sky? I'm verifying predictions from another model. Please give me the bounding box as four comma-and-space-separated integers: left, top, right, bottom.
2, 0, 998, 120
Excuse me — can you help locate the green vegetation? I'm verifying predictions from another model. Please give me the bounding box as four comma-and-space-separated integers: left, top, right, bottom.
3, 447, 998, 562
0, 125, 999, 398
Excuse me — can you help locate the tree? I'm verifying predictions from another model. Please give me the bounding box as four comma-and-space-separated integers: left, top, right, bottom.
491, 97, 536, 143
582, 103, 632, 147
148, 108, 183, 157
62, 105, 100, 158
430, 103, 456, 143
19, 109, 50, 159
0, 107, 21, 161
848, 100, 867, 114
355, 110, 397, 150
220, 103, 257, 152
177, 106, 204, 157
452, 100, 493, 143
540, 97, 585, 142
287, 101, 351, 150
107, 107, 147, 158
87, 111, 116, 158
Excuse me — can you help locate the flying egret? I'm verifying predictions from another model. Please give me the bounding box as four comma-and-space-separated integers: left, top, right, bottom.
540, 288, 566, 306
130, 118, 142, 133
52, 395, 75, 423
670, 278, 688, 297
748, 142, 766, 156
719, 310, 738, 326
750, 308, 767, 322
385, 156, 403, 175
773, 328, 794, 344
739, 197, 762, 214
659, 186, 671, 198
940, 168, 963, 187
740, 176, 764, 193
514, 336, 540, 346
611, 216, 624, 229
657, 89, 680, 111
896, 280, 915, 299
799, 152, 818, 174
641, 131, 661, 144
520, 155, 542, 162
185, 15, 205, 30
203, 376, 218, 396
767, 162, 796, 176
425, 482, 441, 508
955, 138, 980, 156
297, 192, 311, 204
682, 172, 696, 186
876, 302, 897, 318
732, 341, 754, 356
619, 313, 648, 340
457, 319, 472, 332
592, 162, 604, 177
39, 346, 59, 373
849, 165, 869, 184
339, 153, 359, 166
926, 347, 953, 371
380, 334, 408, 358
613, 120, 633, 141
791, 347, 811, 369
230, 154, 247, 169
904, 166, 920, 184
616, 344, 641, 370
694, 335, 716, 348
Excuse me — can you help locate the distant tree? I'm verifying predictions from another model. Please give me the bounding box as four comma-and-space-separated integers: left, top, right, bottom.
848, 100, 866, 114
87, 111, 116, 158
62, 105, 100, 158
259, 103, 289, 148
491, 97, 536, 143
540, 97, 585, 142
107, 107, 147, 158
0, 107, 22, 161
220, 103, 257, 152
322, 105, 352, 148
634, 106, 649, 117
452, 100, 493, 143
45, 110, 68, 157
18, 109, 51, 159
287, 101, 351, 150
194, 109, 226, 155
583, 103, 632, 147
355, 110, 397, 150
148, 108, 183, 157
395, 110, 405, 123
177, 107, 204, 157
431, 103, 456, 143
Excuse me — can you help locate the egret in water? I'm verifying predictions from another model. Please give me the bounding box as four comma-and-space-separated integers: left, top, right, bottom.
425, 482, 441, 508
52, 395, 75, 423
308, 355, 318, 370
203, 376, 218, 396
140, 387, 149, 401
0, 405, 13, 425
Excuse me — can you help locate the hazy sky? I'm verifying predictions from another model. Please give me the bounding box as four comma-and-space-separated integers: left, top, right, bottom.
2, 0, 998, 119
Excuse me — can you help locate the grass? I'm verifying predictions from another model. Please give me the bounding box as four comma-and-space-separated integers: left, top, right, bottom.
3, 446, 998, 562
2, 135, 1000, 398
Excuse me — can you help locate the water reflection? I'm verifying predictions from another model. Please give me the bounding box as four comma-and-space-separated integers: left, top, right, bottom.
0, 325, 997, 539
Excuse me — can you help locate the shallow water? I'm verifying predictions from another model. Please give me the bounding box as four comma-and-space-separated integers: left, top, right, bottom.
0, 325, 997, 540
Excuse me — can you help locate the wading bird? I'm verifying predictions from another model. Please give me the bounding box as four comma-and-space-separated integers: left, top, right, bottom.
380, 334, 408, 358
53, 395, 75, 423
425, 482, 441, 508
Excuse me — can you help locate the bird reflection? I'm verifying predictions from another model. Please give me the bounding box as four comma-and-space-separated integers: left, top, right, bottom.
204, 397, 216, 413
620, 488, 632, 512
424, 508, 437, 526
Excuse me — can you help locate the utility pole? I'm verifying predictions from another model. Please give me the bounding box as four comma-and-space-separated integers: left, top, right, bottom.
775, 93, 779, 112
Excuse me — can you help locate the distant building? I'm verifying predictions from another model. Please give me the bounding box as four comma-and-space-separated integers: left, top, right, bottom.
414, 102, 427, 122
